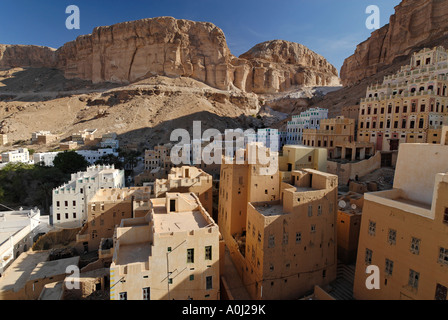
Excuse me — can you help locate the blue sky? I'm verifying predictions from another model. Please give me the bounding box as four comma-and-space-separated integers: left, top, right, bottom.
0, 0, 401, 72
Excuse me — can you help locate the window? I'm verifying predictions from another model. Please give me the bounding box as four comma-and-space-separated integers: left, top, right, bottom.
56, 201, 60, 207
296, 232, 302, 244
206, 276, 213, 290
142, 287, 150, 300
385, 259, 394, 276
65, 201, 68, 207
65, 213, 69, 220
283, 232, 288, 245
365, 248, 373, 265
311, 225, 316, 233
73, 213, 76, 219
268, 235, 275, 248
388, 229, 396, 245
419, 118, 424, 129
73, 200, 76, 207
119, 292, 127, 300
439, 248, 448, 265
444, 208, 448, 224
57, 214, 61, 221
317, 205, 322, 216
189, 275, 194, 281
435, 283, 448, 300
408, 269, 420, 289
205, 246, 212, 260
308, 205, 313, 217
368, 221, 376, 236
187, 249, 194, 263
410, 237, 421, 255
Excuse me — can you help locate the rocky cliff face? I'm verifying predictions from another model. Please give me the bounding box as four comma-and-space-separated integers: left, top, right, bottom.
235, 40, 340, 93
56, 17, 234, 90
0, 17, 339, 94
0, 45, 57, 69
341, 0, 448, 86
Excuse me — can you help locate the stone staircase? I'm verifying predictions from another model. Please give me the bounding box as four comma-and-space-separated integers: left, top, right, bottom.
328, 263, 356, 300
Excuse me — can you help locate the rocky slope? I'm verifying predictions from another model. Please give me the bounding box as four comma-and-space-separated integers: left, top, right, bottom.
0, 72, 264, 150
341, 0, 448, 86
0, 17, 339, 94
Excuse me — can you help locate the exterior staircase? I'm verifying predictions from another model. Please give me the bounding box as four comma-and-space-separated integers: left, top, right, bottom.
328, 263, 356, 300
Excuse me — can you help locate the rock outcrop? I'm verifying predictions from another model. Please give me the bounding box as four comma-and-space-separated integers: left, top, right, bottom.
0, 17, 339, 94
236, 40, 340, 93
0, 45, 57, 69
341, 0, 448, 86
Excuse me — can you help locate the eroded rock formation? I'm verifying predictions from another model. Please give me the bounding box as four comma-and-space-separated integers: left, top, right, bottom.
341, 0, 448, 86
0, 17, 339, 93
0, 45, 57, 69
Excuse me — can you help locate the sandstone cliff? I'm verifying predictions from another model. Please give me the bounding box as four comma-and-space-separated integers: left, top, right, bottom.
0, 45, 57, 69
237, 40, 339, 93
0, 17, 339, 94
341, 0, 448, 86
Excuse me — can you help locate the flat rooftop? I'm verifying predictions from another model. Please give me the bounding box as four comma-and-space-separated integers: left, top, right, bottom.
394, 197, 432, 211
0, 210, 39, 246
295, 186, 318, 193
116, 242, 152, 266
30, 256, 80, 281
253, 203, 287, 217
0, 251, 50, 293
154, 210, 209, 233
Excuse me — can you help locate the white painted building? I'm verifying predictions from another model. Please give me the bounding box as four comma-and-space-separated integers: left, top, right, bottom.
100, 132, 119, 149
33, 152, 60, 167
1, 148, 30, 164
51, 165, 125, 227
76, 149, 119, 165
0, 208, 42, 276
286, 108, 329, 145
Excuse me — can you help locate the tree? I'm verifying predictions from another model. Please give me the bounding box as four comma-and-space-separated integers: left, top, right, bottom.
95, 154, 124, 169
53, 151, 89, 175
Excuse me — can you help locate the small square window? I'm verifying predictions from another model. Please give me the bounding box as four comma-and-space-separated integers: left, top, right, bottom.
410, 237, 421, 255
365, 248, 373, 265
368, 221, 376, 236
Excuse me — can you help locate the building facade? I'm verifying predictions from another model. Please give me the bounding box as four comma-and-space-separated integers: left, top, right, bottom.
358, 47, 448, 152
51, 165, 125, 227
109, 193, 221, 300
1, 148, 30, 164
0, 134, 7, 146
76, 187, 152, 252
218, 143, 338, 299
76, 149, 119, 165
33, 152, 60, 167
0, 208, 41, 277
302, 116, 355, 154
353, 128, 448, 300
153, 166, 213, 215
286, 107, 329, 145
278, 145, 327, 182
